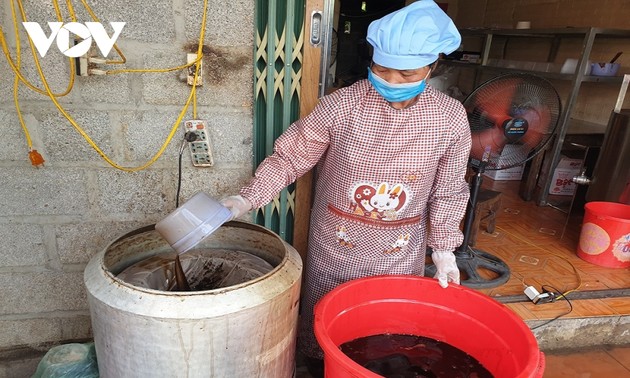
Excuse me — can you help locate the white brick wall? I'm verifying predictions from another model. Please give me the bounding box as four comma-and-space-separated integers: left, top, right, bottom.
0, 0, 254, 351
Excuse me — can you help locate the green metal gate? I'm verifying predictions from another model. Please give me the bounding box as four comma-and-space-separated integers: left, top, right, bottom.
253, 0, 305, 242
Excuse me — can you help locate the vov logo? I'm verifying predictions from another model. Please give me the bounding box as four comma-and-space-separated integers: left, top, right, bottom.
22, 22, 125, 58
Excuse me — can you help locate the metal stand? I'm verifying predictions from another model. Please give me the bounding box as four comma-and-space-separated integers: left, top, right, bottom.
425, 168, 511, 289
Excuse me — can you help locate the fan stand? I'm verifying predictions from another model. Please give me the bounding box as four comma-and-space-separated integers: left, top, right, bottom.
425, 164, 511, 289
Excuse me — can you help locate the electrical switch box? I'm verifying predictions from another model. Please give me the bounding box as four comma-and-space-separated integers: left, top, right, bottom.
187, 53, 203, 86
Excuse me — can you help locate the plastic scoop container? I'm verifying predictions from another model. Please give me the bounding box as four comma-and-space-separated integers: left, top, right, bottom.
155, 192, 232, 254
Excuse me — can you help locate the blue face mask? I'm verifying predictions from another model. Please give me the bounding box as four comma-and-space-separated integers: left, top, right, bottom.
367, 68, 429, 103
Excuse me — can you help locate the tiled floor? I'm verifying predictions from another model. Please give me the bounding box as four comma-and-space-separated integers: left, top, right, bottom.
296, 178, 630, 377
468, 179, 630, 377
473, 179, 630, 322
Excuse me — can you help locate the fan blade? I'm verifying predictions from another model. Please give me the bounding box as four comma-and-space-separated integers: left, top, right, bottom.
467, 78, 523, 120
467, 78, 523, 161
470, 126, 506, 163
518, 106, 552, 149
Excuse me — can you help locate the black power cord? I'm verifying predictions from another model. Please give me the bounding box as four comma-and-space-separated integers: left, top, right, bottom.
176, 132, 199, 208
531, 284, 574, 330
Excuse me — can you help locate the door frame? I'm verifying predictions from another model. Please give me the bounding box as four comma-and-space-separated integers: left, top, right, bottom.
292, 0, 334, 260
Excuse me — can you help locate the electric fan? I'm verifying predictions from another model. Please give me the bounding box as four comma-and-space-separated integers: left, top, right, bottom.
426, 73, 561, 289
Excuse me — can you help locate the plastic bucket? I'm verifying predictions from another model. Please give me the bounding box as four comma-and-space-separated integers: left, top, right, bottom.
155, 192, 232, 254
577, 201, 630, 268
314, 275, 544, 378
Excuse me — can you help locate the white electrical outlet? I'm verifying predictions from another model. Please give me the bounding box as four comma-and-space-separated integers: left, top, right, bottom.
187, 53, 203, 86
183, 120, 213, 167
75, 39, 94, 76
76, 54, 89, 76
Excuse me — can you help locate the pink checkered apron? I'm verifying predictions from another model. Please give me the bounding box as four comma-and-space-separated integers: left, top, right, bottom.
241, 81, 471, 360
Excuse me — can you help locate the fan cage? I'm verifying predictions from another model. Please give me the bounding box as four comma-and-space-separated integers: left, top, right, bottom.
464, 73, 562, 171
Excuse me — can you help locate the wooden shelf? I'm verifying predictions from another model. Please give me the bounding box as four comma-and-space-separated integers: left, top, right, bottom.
442, 27, 630, 206
567, 118, 607, 135
442, 62, 628, 83
458, 27, 630, 39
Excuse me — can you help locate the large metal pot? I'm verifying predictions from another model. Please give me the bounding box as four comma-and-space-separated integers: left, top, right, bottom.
84, 221, 302, 378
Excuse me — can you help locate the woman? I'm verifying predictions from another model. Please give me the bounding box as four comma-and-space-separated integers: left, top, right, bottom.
222, 1, 470, 374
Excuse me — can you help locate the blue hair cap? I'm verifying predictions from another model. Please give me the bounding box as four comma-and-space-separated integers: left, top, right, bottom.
367, 0, 461, 70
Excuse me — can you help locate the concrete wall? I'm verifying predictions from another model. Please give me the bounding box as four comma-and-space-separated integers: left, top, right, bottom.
0, 0, 254, 356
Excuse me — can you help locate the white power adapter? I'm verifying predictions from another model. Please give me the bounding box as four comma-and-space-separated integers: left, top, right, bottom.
524, 286, 540, 301
524, 285, 555, 304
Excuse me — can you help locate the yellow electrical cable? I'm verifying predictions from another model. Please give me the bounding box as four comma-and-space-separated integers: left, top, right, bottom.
7, 0, 209, 171
10, 0, 47, 166
0, 0, 76, 97
3, 0, 208, 170
65, 0, 77, 23
78, 0, 126, 64
52, 0, 63, 20
11, 0, 31, 150
81, 0, 202, 75
21, 0, 76, 94
103, 56, 201, 75
2, 0, 201, 83
78, 0, 205, 73
495, 224, 583, 297
193, 86, 197, 118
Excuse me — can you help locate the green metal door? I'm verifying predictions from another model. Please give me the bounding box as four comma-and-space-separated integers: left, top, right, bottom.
253, 0, 305, 242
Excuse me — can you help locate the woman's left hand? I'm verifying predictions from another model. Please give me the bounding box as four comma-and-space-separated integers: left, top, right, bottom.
431, 251, 460, 288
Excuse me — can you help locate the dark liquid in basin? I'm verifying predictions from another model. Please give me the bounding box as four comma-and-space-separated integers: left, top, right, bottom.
340, 333, 493, 378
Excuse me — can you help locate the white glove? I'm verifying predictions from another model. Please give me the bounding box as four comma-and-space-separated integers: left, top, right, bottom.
220, 195, 252, 220
431, 251, 460, 288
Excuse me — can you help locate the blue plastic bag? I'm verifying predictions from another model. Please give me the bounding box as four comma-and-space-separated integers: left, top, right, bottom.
32, 342, 99, 378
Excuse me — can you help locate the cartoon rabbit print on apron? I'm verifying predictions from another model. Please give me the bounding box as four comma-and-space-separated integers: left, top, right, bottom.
352, 182, 406, 220
329, 180, 422, 259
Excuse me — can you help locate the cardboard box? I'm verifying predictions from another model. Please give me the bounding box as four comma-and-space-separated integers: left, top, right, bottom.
482, 144, 526, 181
461, 52, 481, 63
483, 165, 524, 181
548, 157, 582, 195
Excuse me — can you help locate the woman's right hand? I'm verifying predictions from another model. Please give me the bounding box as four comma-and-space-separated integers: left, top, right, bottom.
220, 195, 253, 220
